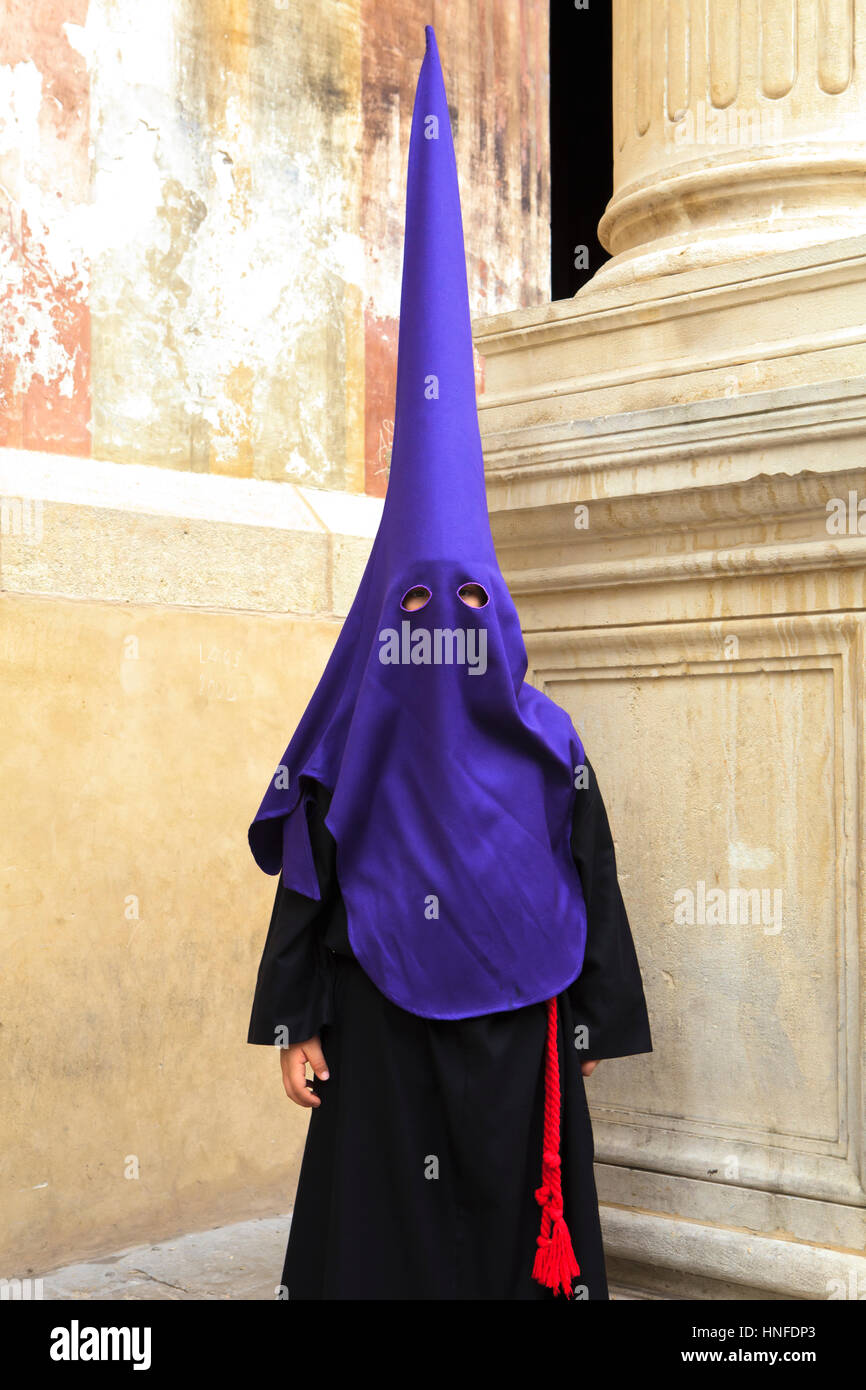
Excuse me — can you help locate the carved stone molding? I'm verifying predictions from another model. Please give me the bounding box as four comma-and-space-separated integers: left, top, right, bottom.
528, 613, 865, 1241
601, 1206, 866, 1299
476, 232, 866, 430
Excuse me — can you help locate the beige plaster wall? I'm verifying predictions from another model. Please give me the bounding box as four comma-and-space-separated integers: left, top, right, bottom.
1, 593, 342, 1270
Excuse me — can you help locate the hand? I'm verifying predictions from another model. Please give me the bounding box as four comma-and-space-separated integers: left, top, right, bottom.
280, 1035, 329, 1108
581, 1060, 601, 1078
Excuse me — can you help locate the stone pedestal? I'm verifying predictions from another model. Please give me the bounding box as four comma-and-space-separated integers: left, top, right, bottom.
475, 0, 866, 1300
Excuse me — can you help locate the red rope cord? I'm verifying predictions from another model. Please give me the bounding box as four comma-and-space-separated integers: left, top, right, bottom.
532, 996, 580, 1298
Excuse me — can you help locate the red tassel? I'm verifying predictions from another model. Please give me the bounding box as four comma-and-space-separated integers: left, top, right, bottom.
532, 996, 580, 1298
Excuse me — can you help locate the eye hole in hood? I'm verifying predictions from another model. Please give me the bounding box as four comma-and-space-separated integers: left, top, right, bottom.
400, 584, 432, 612
457, 581, 489, 609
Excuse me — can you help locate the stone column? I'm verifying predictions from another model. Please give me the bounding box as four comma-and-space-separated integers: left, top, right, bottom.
475, 0, 866, 1300
597, 0, 866, 286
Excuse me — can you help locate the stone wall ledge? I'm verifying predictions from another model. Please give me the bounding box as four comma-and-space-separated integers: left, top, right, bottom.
475, 232, 866, 429
601, 1205, 866, 1301
475, 231, 866, 349
0, 450, 383, 616
484, 376, 866, 494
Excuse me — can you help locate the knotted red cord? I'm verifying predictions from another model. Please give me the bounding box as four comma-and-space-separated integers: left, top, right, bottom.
532, 995, 580, 1298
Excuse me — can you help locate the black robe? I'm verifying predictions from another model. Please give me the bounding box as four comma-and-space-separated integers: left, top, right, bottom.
247, 757, 652, 1300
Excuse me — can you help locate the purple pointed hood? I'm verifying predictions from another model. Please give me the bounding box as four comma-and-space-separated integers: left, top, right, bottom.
249, 26, 587, 1018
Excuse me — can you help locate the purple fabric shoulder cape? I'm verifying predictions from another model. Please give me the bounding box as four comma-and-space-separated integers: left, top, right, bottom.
249, 26, 587, 1019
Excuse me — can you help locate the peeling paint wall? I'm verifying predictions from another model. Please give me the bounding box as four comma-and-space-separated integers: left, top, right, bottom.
1, 0, 550, 489
0, 0, 91, 453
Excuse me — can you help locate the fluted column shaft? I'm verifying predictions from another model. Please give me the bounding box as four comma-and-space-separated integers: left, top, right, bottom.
596, 0, 866, 287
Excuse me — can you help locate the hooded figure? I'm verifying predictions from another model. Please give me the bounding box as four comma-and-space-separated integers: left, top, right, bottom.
247, 26, 652, 1301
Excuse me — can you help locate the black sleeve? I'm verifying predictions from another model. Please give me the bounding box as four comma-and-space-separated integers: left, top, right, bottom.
247, 785, 338, 1047
567, 757, 653, 1062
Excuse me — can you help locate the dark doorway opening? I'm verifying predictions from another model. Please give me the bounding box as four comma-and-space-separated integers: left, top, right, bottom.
550, 0, 613, 300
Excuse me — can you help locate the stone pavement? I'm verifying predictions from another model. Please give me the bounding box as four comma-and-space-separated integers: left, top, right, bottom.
38, 1216, 290, 1301
37, 1214, 645, 1299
